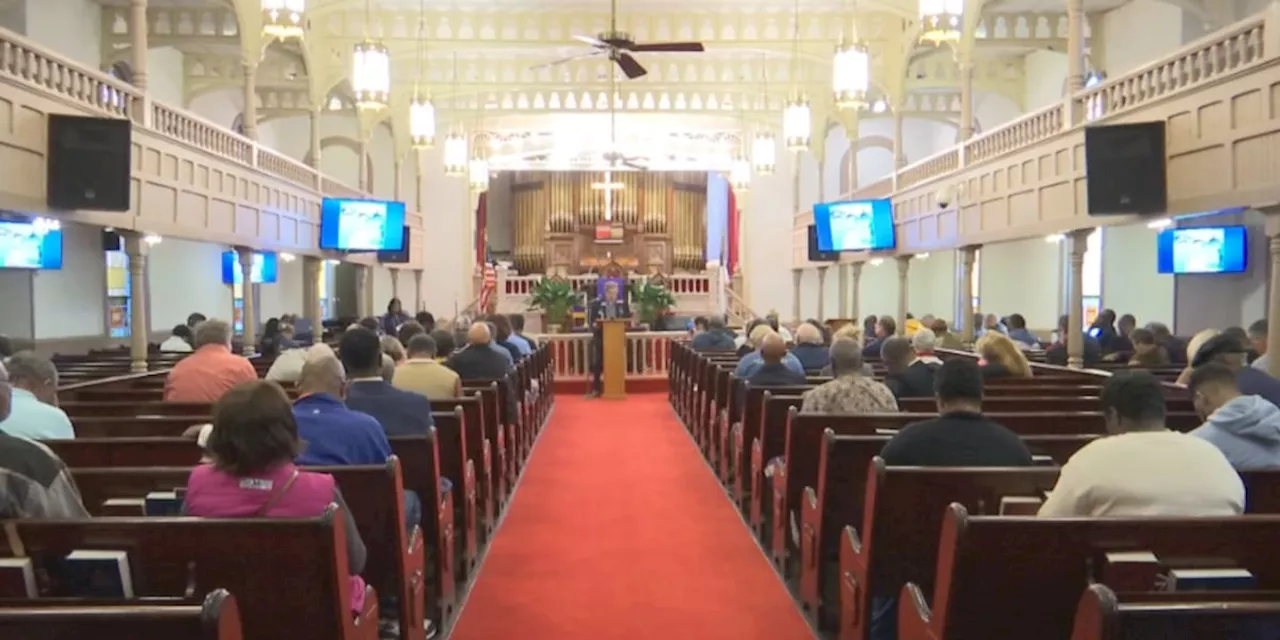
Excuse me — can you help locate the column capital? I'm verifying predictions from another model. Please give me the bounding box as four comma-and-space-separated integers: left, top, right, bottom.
896, 254, 912, 276
816, 265, 829, 276
850, 261, 864, 276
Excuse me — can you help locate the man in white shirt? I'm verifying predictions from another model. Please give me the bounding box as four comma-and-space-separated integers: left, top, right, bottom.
1038, 370, 1243, 518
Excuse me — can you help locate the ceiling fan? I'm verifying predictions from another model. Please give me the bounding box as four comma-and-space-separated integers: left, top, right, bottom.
534, 0, 706, 80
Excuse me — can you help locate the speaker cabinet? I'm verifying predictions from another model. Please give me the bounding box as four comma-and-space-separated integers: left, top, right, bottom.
1084, 121, 1167, 216
47, 114, 132, 212
808, 224, 839, 262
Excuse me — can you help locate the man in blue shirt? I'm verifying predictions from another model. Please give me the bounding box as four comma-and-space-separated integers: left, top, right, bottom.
293, 354, 392, 466
735, 330, 805, 378
339, 327, 435, 436
0, 352, 74, 440
506, 314, 534, 356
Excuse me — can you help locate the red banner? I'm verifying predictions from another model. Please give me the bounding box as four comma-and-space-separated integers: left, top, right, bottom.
726, 184, 739, 274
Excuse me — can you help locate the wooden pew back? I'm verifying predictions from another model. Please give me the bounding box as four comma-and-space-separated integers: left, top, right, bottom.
0, 590, 242, 640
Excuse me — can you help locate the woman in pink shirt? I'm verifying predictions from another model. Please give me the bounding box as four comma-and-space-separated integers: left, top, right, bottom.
183, 379, 368, 613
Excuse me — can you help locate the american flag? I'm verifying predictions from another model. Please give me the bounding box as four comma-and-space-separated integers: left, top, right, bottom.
478, 263, 498, 314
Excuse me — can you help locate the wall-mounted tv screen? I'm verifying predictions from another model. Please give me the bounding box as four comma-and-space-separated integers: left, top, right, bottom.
813, 199, 895, 252
0, 219, 63, 269
807, 224, 839, 262
221, 250, 279, 284
378, 226, 411, 264
319, 197, 407, 251
1156, 226, 1247, 274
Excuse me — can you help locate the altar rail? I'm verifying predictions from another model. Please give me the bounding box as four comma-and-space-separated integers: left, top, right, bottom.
495, 271, 721, 316
532, 331, 686, 380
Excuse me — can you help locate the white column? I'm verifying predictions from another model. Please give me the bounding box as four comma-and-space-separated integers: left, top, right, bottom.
413, 269, 425, 312
393, 158, 405, 201
242, 62, 258, 140
308, 107, 322, 168
892, 109, 907, 169
389, 269, 400, 302
303, 256, 322, 334
896, 255, 911, 336
1066, 229, 1092, 368
837, 264, 850, 318
791, 268, 803, 323
363, 264, 376, 318
129, 0, 148, 91
960, 245, 978, 343
816, 266, 828, 319
123, 232, 150, 372
358, 137, 370, 192
238, 248, 258, 356
959, 54, 975, 142
1065, 0, 1086, 127
850, 262, 863, 321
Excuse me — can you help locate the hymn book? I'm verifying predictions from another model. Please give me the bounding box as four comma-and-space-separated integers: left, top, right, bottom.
0, 558, 37, 598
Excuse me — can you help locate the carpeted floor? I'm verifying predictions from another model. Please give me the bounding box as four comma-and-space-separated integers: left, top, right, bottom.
449, 395, 814, 640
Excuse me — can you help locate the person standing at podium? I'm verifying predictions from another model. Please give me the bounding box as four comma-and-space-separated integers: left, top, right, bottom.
586, 281, 631, 398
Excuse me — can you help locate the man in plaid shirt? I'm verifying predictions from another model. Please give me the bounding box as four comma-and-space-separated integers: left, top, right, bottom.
0, 360, 88, 520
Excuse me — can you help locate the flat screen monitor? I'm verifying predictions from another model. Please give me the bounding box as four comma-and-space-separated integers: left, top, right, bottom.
1156, 226, 1247, 274
221, 250, 279, 284
807, 225, 839, 262
0, 219, 63, 269
813, 199, 896, 252
377, 226, 411, 264
319, 197, 407, 251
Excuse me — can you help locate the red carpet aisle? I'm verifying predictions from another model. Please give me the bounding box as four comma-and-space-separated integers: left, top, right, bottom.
449, 395, 814, 640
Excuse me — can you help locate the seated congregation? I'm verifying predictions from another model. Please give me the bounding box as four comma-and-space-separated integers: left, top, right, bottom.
0, 300, 551, 640
674, 308, 1280, 639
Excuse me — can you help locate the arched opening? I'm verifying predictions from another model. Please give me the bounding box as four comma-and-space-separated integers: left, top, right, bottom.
304, 136, 375, 189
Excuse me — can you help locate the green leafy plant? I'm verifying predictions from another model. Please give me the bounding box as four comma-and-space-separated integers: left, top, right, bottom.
629, 278, 677, 326
527, 277, 578, 330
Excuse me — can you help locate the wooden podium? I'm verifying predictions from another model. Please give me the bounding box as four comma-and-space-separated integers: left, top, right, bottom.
598, 318, 628, 399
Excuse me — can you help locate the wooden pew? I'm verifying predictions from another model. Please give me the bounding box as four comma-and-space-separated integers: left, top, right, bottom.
898, 395, 1196, 414
0, 509, 379, 639
68, 458, 428, 640
899, 508, 1280, 639
429, 396, 493, 537
72, 416, 209, 439
1070, 584, 1280, 640
0, 590, 242, 640
46, 437, 203, 467
61, 401, 212, 418
836, 462, 1061, 639
388, 429, 456, 622
745, 393, 804, 536
426, 408, 477, 581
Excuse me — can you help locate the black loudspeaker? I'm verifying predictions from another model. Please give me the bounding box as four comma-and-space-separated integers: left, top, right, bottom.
377, 226, 411, 264
807, 225, 839, 262
101, 229, 123, 252
47, 114, 132, 212
1084, 121, 1167, 216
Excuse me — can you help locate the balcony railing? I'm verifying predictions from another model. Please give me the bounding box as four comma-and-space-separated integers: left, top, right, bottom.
839, 10, 1271, 201
0, 26, 365, 198
533, 331, 685, 380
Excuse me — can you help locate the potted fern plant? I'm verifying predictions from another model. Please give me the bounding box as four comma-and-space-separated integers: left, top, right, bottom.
527, 277, 577, 333
629, 278, 677, 329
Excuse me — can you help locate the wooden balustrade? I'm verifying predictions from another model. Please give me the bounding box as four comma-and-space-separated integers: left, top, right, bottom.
0, 25, 365, 200
533, 331, 685, 380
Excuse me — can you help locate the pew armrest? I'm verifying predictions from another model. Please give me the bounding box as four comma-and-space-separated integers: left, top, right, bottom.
352, 585, 381, 640
897, 582, 939, 640
798, 485, 821, 610
840, 525, 870, 640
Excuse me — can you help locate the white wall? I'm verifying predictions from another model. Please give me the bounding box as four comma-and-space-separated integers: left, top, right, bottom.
1173, 210, 1269, 333
0, 268, 34, 339
979, 237, 1063, 330
25, 0, 99, 69
1101, 222, 1175, 327
146, 47, 185, 107
857, 260, 900, 321
908, 249, 958, 320
32, 222, 105, 339
417, 145, 472, 316
148, 237, 233, 329
1099, 0, 1184, 76
259, 257, 303, 321
1023, 51, 1067, 112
